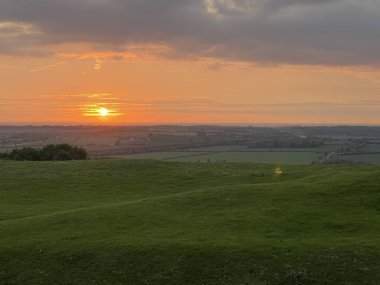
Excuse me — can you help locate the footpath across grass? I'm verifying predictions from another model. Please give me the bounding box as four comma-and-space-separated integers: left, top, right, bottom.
1, 159, 380, 284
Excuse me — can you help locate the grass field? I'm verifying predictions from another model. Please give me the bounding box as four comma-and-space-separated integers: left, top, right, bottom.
187, 144, 340, 153
120, 150, 320, 164
118, 143, 380, 165
118, 144, 343, 165
178, 151, 320, 164
1, 159, 380, 284
338, 154, 380, 165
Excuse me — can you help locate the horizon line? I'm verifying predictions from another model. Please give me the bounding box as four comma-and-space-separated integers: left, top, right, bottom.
1, 123, 380, 127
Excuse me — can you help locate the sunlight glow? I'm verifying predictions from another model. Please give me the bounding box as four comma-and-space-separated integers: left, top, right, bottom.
81, 101, 122, 119
98, 108, 109, 117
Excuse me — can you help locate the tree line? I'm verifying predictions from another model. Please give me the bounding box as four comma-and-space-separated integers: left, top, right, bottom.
0, 144, 87, 161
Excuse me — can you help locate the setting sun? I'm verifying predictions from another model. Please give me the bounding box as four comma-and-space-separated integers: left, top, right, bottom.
98, 108, 109, 117
81, 100, 122, 120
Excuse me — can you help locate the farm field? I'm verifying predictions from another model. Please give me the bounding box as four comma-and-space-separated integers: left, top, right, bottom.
187, 144, 341, 152
169, 151, 320, 164
113, 151, 211, 161
338, 154, 380, 165
119, 151, 320, 164
362, 143, 380, 152
334, 143, 380, 165
1, 159, 380, 284
117, 143, 380, 165
119, 146, 324, 164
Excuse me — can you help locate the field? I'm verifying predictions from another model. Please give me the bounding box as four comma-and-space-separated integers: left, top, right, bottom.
336, 143, 380, 165
338, 154, 380, 164
362, 143, 380, 152
117, 145, 326, 164
3, 126, 380, 165
1, 159, 380, 284
117, 143, 380, 165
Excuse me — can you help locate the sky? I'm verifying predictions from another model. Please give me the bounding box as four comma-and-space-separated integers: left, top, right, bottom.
1, 0, 380, 125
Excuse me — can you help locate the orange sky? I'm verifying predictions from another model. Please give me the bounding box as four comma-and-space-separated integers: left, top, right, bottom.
1, 0, 380, 125
1, 53, 380, 125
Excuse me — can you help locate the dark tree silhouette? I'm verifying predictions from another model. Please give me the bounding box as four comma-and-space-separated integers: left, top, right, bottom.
0, 144, 87, 161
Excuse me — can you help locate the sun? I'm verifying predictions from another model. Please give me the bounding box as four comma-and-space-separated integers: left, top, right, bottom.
98, 108, 109, 117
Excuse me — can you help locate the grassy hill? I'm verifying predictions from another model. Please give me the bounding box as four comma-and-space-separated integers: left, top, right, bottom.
1, 159, 380, 284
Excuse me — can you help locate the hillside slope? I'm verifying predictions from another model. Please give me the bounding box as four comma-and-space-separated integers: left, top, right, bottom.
1, 160, 380, 284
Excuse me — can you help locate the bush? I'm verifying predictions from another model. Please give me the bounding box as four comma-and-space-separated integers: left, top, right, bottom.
53, 150, 73, 161
41, 144, 87, 161
72, 146, 87, 160
0, 152, 9, 160
8, 148, 41, 161
0, 144, 87, 161
40, 144, 56, 160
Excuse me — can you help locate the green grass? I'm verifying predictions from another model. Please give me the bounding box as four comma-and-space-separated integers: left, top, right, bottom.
115, 151, 211, 160
117, 144, 340, 164
1, 159, 380, 284
172, 151, 320, 164
120, 150, 320, 164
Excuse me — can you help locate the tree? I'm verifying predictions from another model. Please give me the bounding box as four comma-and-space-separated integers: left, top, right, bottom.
40, 144, 55, 160
8, 148, 40, 161
3, 144, 88, 161
72, 146, 87, 160
53, 150, 73, 161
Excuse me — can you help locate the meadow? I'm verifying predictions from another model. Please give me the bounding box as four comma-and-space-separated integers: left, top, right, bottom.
119, 143, 380, 165
1, 159, 380, 284
118, 145, 326, 165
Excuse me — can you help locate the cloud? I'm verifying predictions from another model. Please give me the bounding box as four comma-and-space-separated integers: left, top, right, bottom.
0, 21, 49, 56
0, 0, 380, 66
30, 61, 67, 72
94, 57, 102, 70
206, 62, 227, 71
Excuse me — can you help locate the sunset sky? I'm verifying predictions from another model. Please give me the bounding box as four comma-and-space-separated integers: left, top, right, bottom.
1, 0, 380, 125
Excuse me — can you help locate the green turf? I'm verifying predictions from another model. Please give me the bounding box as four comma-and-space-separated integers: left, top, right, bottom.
1, 159, 380, 284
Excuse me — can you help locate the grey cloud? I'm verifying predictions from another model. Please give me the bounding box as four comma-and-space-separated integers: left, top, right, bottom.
0, 0, 380, 66
208, 0, 339, 15
0, 22, 49, 56
258, 0, 340, 11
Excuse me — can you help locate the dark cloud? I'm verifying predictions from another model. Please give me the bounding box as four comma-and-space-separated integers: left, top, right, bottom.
0, 0, 379, 66
0, 22, 49, 56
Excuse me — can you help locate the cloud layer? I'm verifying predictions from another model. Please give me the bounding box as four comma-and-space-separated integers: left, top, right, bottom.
1, 0, 380, 66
